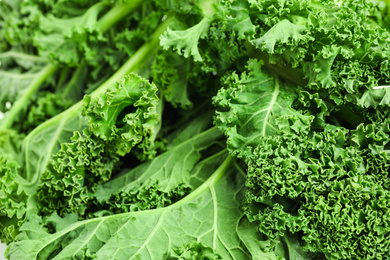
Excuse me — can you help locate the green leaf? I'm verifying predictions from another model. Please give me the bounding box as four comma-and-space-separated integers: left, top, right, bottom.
21, 107, 87, 187
95, 125, 224, 204
244, 124, 390, 259
152, 50, 193, 109
0, 56, 49, 113
33, 3, 107, 66
222, 1, 255, 40
214, 59, 313, 156
237, 217, 278, 260
356, 87, 390, 108
304, 45, 341, 89
83, 73, 160, 157
160, 17, 211, 62
37, 129, 119, 216
7, 155, 269, 259
0, 156, 28, 243
252, 19, 311, 54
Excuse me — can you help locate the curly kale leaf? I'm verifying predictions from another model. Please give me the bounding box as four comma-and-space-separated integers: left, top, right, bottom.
252, 19, 313, 55
170, 241, 222, 259
0, 156, 28, 244
214, 59, 313, 157
152, 49, 193, 109
37, 74, 163, 216
8, 155, 262, 260
37, 129, 119, 216
93, 115, 224, 215
160, 17, 211, 62
356, 87, 390, 108
244, 123, 390, 259
158, 0, 253, 74
83, 73, 161, 159
248, 0, 390, 103
32, 2, 109, 66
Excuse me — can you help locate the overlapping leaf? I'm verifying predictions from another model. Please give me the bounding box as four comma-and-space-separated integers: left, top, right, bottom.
214, 59, 313, 156
83, 74, 160, 158
7, 156, 260, 260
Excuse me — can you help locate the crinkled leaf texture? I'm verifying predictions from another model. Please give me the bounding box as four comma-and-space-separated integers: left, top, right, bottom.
252, 19, 312, 54
0, 104, 87, 240
33, 2, 107, 66
244, 123, 390, 259
37, 74, 162, 216
151, 50, 193, 109
0, 156, 28, 243
21, 107, 87, 187
214, 59, 313, 156
7, 155, 267, 260
83, 73, 160, 158
356, 87, 390, 108
160, 17, 211, 62
246, 0, 390, 104
94, 116, 224, 214
20, 72, 159, 191
37, 129, 119, 216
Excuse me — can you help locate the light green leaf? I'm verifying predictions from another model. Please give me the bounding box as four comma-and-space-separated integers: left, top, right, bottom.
356, 87, 390, 108
160, 17, 211, 62
0, 51, 49, 114
33, 3, 106, 66
252, 19, 310, 53
282, 233, 316, 260
237, 217, 278, 260
21, 108, 86, 191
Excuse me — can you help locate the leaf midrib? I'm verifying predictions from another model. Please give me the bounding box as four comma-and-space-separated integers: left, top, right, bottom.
262, 77, 279, 136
